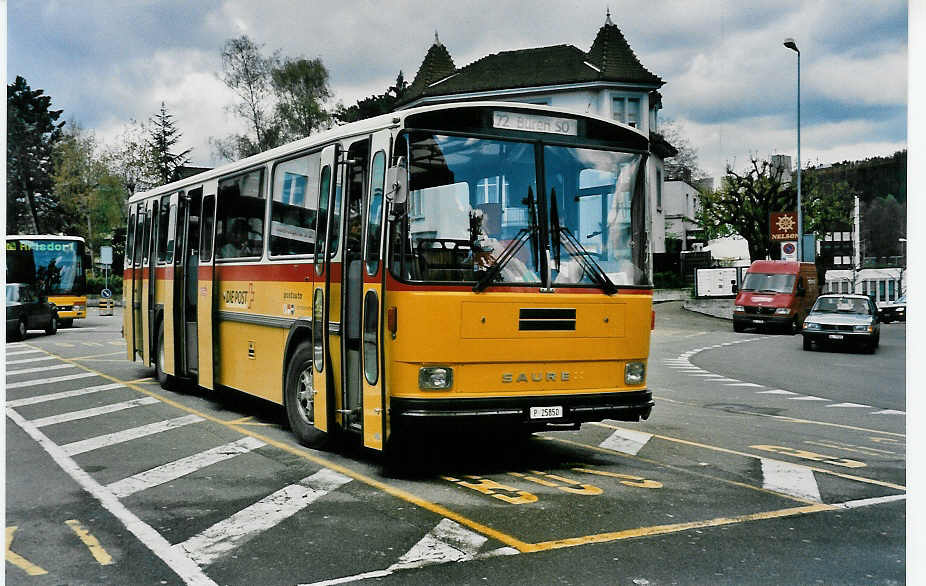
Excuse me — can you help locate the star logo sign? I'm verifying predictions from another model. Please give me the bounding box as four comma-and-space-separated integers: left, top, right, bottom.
776, 215, 796, 232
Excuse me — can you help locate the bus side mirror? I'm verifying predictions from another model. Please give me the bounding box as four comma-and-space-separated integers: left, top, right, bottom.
386, 156, 408, 206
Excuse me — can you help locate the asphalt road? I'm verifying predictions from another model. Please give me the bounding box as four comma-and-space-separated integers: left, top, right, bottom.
4, 302, 906, 585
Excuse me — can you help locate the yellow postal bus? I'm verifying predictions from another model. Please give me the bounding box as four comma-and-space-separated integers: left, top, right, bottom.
6, 235, 88, 326
123, 102, 655, 455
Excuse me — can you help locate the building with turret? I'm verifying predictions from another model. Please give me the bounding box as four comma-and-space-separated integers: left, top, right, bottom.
397, 12, 683, 257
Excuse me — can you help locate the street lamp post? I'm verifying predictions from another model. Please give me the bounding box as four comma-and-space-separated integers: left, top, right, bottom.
784, 38, 802, 262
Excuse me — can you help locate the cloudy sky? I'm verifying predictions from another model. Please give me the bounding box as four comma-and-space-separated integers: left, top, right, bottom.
7, 0, 908, 179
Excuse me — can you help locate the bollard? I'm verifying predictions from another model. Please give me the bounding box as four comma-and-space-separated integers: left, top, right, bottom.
99, 298, 114, 316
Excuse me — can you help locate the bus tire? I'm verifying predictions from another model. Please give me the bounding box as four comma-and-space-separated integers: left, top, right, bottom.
284, 343, 329, 448
45, 314, 58, 335
60, 318, 74, 328
156, 324, 175, 390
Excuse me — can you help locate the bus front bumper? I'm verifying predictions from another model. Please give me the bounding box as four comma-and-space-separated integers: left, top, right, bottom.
390, 390, 653, 430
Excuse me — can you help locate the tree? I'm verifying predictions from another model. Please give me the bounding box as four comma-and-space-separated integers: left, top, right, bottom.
146, 102, 192, 185
100, 118, 154, 195
272, 57, 332, 140
7, 76, 65, 233
335, 71, 408, 124
659, 118, 708, 181
696, 157, 795, 261
52, 122, 127, 269
216, 35, 281, 160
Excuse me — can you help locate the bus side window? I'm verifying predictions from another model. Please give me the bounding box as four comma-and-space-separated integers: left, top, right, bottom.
270, 152, 320, 257
216, 168, 265, 259
365, 150, 386, 275
157, 195, 171, 263
200, 195, 215, 263
126, 212, 136, 268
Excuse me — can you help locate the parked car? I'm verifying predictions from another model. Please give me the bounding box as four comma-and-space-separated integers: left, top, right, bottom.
6, 283, 58, 341
879, 294, 906, 323
802, 293, 880, 353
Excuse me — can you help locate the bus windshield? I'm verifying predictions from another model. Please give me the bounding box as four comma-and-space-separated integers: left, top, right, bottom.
6, 238, 85, 295
391, 133, 648, 288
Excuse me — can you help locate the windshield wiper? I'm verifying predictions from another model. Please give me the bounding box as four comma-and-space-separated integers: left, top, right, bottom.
546, 188, 616, 294
473, 186, 540, 292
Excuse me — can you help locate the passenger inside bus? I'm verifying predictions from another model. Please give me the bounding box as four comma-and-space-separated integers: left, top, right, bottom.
219, 218, 255, 258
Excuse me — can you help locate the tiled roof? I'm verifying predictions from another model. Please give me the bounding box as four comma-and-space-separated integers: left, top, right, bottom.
399, 19, 663, 107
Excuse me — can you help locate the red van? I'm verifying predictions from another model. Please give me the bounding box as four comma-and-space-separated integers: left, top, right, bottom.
733, 261, 820, 333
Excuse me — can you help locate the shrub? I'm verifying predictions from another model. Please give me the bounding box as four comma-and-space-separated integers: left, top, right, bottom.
86, 274, 123, 296
653, 271, 688, 289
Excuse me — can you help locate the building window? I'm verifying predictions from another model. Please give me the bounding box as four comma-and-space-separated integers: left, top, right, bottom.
656, 169, 662, 210
612, 96, 641, 128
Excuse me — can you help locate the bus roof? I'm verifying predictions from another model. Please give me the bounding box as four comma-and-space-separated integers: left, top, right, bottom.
127, 100, 648, 205
6, 234, 86, 243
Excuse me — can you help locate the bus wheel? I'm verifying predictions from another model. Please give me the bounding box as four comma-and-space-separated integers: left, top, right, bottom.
284, 343, 329, 448
45, 314, 58, 335
60, 318, 74, 328
156, 324, 175, 390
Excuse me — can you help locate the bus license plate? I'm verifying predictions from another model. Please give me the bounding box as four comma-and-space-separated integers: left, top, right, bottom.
828, 334, 844, 340
530, 406, 563, 419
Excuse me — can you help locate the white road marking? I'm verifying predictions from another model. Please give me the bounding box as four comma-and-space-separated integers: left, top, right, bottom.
870, 409, 905, 415
756, 389, 798, 395
32, 397, 161, 428
61, 414, 204, 456
174, 468, 352, 567
391, 518, 488, 569
6, 363, 76, 376
833, 494, 906, 509
788, 396, 830, 401
6, 348, 41, 356
6, 383, 126, 407
724, 382, 764, 388
599, 427, 653, 455
5, 407, 217, 586
107, 437, 267, 498
825, 402, 872, 408
761, 458, 822, 502
304, 519, 517, 586
5, 372, 98, 389
711, 378, 741, 383
6, 355, 56, 365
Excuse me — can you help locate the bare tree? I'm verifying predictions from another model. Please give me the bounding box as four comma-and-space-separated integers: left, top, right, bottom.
218, 35, 281, 158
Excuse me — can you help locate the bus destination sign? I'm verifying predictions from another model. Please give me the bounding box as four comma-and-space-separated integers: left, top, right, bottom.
493, 111, 578, 136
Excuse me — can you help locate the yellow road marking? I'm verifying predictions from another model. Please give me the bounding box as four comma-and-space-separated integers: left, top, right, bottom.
6, 526, 48, 576
591, 422, 907, 491
804, 440, 896, 456
70, 351, 125, 361
33, 345, 904, 556
652, 394, 905, 438
36, 349, 534, 552
65, 520, 113, 565
225, 416, 278, 426
521, 504, 834, 552
546, 437, 823, 505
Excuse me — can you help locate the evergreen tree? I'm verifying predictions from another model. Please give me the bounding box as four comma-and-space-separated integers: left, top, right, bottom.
334, 71, 409, 124
7, 76, 66, 233
146, 102, 192, 185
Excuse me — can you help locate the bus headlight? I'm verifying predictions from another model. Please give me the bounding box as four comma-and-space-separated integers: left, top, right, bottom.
625, 361, 646, 385
419, 367, 453, 390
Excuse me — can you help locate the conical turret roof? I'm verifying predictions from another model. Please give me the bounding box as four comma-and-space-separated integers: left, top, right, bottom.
587, 11, 662, 85
407, 32, 457, 97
